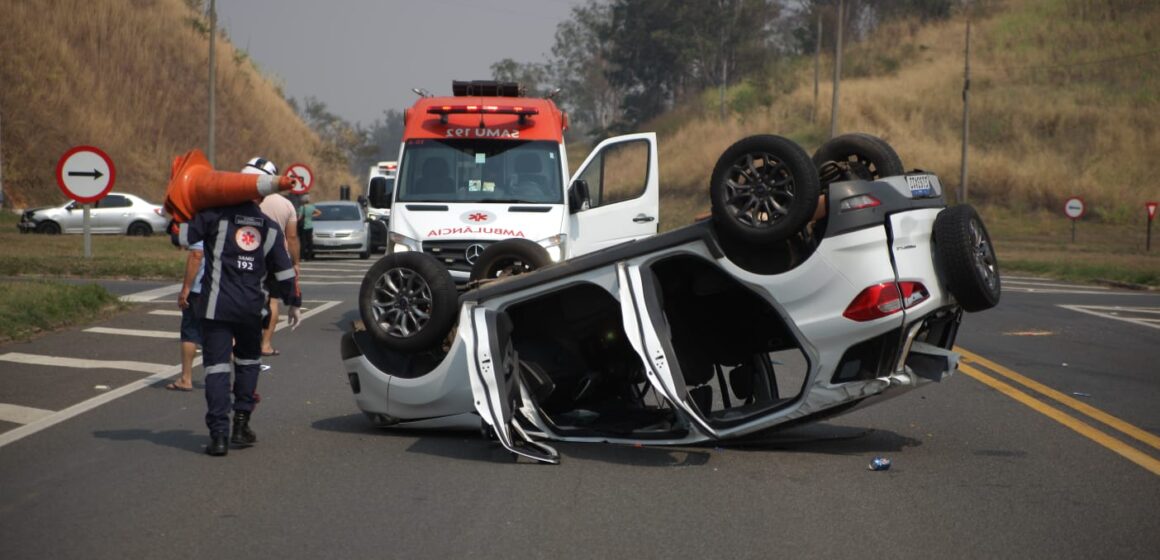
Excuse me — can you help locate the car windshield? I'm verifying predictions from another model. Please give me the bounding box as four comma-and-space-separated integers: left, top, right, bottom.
315, 204, 362, 221
396, 139, 563, 204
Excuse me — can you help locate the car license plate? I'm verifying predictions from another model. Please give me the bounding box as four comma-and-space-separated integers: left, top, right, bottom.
906, 175, 934, 197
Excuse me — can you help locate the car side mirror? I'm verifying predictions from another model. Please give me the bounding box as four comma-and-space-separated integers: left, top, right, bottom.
66, 202, 77, 211
369, 177, 393, 209
568, 179, 590, 213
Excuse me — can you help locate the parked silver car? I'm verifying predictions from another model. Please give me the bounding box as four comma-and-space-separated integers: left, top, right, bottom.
17, 192, 168, 236
312, 201, 371, 259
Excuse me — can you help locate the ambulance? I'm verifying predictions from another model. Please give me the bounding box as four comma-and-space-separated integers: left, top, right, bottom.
371, 80, 659, 282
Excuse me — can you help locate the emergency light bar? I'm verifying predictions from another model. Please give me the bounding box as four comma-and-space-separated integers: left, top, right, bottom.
427, 105, 539, 125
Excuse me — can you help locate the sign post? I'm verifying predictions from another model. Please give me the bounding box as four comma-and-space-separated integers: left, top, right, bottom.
1147, 201, 1158, 252
1063, 196, 1085, 243
285, 162, 314, 197
55, 146, 115, 258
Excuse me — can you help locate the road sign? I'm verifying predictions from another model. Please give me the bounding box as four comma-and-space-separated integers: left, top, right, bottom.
55, 146, 115, 203
286, 162, 314, 195
1063, 197, 1085, 220
1147, 201, 1158, 221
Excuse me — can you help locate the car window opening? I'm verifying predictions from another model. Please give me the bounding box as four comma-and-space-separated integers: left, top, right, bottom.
505, 283, 686, 439
648, 255, 809, 428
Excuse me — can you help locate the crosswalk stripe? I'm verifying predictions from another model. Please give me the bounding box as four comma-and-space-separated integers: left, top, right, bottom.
0, 403, 55, 425
120, 284, 182, 302
299, 281, 363, 285
148, 310, 183, 317
0, 352, 173, 374
84, 327, 179, 339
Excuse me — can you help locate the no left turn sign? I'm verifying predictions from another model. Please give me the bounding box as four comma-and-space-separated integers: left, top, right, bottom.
286, 162, 314, 195
56, 146, 115, 203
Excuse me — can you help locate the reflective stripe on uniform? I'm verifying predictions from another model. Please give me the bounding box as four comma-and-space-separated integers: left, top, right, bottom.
205, 218, 229, 320
274, 268, 296, 281
263, 226, 278, 256
178, 223, 190, 248
205, 363, 232, 375
234, 358, 262, 366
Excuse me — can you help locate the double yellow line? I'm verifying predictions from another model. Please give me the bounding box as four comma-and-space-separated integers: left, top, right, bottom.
956, 347, 1160, 476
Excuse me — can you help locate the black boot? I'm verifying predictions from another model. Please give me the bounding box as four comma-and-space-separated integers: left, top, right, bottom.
231, 411, 257, 447
207, 432, 229, 456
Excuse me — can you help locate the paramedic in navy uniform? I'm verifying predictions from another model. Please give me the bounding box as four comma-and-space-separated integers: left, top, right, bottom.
178, 157, 302, 456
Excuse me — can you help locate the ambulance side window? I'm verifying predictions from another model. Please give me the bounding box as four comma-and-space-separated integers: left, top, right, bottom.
575, 139, 649, 208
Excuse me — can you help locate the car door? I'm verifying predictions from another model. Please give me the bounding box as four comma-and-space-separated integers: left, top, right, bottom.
567, 133, 659, 257
93, 194, 132, 233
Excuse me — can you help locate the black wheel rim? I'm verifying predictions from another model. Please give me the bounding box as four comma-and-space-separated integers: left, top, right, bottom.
722, 152, 796, 229
969, 219, 999, 293
370, 267, 433, 338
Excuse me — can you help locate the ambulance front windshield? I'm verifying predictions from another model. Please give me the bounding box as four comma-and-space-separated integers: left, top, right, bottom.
396, 139, 563, 204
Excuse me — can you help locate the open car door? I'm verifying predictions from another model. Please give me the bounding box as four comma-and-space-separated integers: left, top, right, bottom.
464, 306, 560, 464
616, 262, 722, 439
568, 133, 660, 256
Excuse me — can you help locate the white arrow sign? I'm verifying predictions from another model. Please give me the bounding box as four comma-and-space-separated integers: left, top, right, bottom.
56, 146, 115, 203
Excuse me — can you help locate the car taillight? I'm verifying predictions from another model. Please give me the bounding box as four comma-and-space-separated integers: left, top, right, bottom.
839, 194, 881, 212
153, 208, 164, 216
843, 281, 929, 322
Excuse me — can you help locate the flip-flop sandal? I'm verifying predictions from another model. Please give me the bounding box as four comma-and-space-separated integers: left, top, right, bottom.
166, 382, 193, 392
261, 349, 280, 356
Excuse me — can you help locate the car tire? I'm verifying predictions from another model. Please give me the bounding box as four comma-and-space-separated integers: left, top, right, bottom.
812, 132, 904, 182
468, 239, 551, 282
36, 221, 61, 235
933, 204, 1001, 312
709, 135, 820, 245
127, 221, 153, 236
359, 248, 371, 260
359, 252, 459, 352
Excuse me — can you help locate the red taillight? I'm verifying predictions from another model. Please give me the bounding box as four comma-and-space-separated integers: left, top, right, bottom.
839, 194, 881, 212
153, 208, 164, 216
843, 282, 929, 322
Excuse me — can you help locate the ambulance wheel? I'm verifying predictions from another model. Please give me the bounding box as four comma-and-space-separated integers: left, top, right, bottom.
709, 135, 820, 246
469, 239, 551, 282
934, 204, 1001, 312
812, 133, 904, 183
359, 252, 459, 352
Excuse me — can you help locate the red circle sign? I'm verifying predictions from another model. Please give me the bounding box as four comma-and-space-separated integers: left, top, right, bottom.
286, 163, 314, 195
55, 146, 116, 203
1063, 197, 1085, 220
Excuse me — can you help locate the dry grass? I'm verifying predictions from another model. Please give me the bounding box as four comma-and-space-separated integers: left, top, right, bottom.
0, 0, 355, 210
652, 0, 1160, 228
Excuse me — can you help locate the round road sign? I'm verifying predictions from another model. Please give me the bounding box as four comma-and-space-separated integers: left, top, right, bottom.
55, 146, 115, 203
286, 162, 314, 195
1064, 197, 1086, 220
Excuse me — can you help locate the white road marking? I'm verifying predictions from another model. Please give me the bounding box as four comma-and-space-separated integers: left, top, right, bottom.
300, 268, 371, 273
299, 274, 367, 280
1059, 305, 1160, 330
1004, 279, 1110, 290
299, 281, 363, 285
148, 310, 183, 317
0, 352, 173, 374
0, 300, 342, 449
83, 327, 179, 339
0, 404, 55, 425
120, 283, 182, 302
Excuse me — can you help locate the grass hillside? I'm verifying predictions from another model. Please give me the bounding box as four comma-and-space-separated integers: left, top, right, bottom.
652, 0, 1160, 229
0, 0, 353, 209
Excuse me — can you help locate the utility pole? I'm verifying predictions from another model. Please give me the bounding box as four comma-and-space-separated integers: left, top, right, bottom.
829, 0, 844, 139
812, 11, 821, 124
0, 103, 5, 211
960, 15, 972, 203
207, 0, 217, 167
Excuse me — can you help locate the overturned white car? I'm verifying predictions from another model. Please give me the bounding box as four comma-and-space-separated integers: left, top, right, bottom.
340, 133, 1001, 463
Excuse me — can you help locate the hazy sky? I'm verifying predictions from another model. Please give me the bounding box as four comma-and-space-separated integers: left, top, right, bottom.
216, 0, 581, 125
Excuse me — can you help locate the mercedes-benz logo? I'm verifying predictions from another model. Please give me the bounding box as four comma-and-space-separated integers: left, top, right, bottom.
464, 243, 486, 265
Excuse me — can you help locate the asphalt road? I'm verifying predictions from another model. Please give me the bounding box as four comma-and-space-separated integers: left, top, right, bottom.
1, 263, 1157, 559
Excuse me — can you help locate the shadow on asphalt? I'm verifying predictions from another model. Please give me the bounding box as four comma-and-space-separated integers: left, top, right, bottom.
719, 422, 922, 455
92, 428, 207, 455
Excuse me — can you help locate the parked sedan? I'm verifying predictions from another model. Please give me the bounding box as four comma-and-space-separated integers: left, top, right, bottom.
18, 192, 168, 235
312, 201, 371, 259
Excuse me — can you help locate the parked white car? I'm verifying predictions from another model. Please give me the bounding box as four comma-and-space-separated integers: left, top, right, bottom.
17, 192, 168, 236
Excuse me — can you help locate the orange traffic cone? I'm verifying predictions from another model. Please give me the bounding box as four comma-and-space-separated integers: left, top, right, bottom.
164, 149, 297, 223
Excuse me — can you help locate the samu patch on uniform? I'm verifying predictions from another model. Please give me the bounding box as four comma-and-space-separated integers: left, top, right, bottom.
235, 215, 264, 227
235, 225, 262, 252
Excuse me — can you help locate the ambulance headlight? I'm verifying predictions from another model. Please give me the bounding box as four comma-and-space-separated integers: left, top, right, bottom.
537, 234, 567, 262
389, 232, 420, 254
